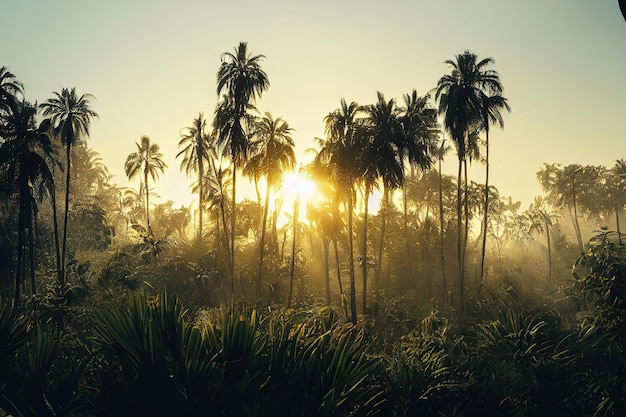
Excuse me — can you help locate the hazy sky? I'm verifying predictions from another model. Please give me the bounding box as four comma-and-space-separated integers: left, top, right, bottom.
2, 1, 625, 209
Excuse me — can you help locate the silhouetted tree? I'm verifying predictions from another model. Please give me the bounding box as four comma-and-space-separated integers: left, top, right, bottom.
124, 136, 167, 236
41, 87, 98, 286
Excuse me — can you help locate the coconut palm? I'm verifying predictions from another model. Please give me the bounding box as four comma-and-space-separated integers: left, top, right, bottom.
177, 113, 212, 242
124, 136, 167, 236
246, 112, 295, 295
0, 66, 23, 116
435, 50, 503, 314
525, 197, 559, 288
0, 100, 55, 304
40, 87, 97, 286
478, 92, 510, 290
216, 41, 269, 298
317, 99, 362, 323
360, 92, 406, 313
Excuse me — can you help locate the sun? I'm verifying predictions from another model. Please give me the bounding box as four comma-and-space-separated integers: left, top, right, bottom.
275, 171, 319, 228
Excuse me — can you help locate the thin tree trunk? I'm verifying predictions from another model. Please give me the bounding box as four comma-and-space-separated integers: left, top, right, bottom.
438, 152, 447, 304
348, 190, 357, 324
198, 158, 203, 242
403, 182, 414, 285
571, 180, 584, 252
456, 157, 465, 314
287, 197, 300, 308
361, 183, 370, 315
61, 140, 72, 287
51, 183, 62, 285
231, 165, 237, 301
332, 238, 349, 319
616, 206, 622, 245
15, 194, 26, 307
546, 220, 552, 290
375, 187, 388, 313
257, 179, 271, 296
144, 169, 151, 236
479, 128, 490, 293
28, 213, 36, 295
324, 238, 331, 305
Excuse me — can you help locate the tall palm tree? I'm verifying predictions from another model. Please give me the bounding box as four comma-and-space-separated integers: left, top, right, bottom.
216, 41, 269, 297
0, 66, 23, 116
435, 50, 502, 314
478, 92, 510, 290
40, 87, 98, 286
361, 92, 405, 314
317, 99, 362, 323
0, 100, 55, 304
398, 89, 437, 296
124, 136, 167, 236
246, 112, 295, 295
177, 113, 211, 242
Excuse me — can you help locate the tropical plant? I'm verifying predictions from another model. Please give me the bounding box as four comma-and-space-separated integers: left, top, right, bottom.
40, 87, 98, 286
124, 135, 167, 236
435, 50, 503, 314
316, 99, 363, 323
0, 100, 55, 303
525, 196, 559, 287
0, 66, 23, 116
177, 113, 212, 242
478, 92, 510, 290
245, 112, 295, 296
216, 42, 269, 299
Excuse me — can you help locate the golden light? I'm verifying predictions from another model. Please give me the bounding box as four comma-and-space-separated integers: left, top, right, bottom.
275, 171, 319, 229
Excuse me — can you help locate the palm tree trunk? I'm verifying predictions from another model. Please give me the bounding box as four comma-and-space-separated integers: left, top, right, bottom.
546, 219, 552, 290
287, 197, 300, 308
61, 140, 72, 286
571, 181, 584, 252
257, 179, 271, 296
361, 184, 370, 314
27, 212, 36, 295
15, 194, 26, 307
332, 238, 349, 318
375, 187, 388, 313
616, 205, 622, 245
51, 182, 62, 285
347, 190, 357, 324
479, 128, 490, 293
438, 153, 447, 304
456, 157, 465, 314
144, 169, 152, 236
231, 164, 237, 300
198, 160, 203, 242
324, 238, 331, 305
403, 182, 414, 286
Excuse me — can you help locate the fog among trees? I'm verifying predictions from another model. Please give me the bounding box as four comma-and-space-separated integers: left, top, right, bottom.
1, 44, 625, 416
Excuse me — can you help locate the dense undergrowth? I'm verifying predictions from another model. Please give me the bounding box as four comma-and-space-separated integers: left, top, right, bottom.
1, 231, 625, 417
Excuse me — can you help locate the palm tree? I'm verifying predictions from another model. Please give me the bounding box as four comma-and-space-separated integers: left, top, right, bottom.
317, 99, 362, 323
0, 100, 55, 305
398, 89, 437, 296
216, 41, 269, 297
478, 92, 510, 291
40, 87, 98, 286
0, 66, 23, 116
361, 92, 405, 314
435, 50, 503, 314
525, 196, 559, 288
435, 138, 451, 302
177, 113, 211, 242
124, 136, 167, 236
246, 112, 295, 296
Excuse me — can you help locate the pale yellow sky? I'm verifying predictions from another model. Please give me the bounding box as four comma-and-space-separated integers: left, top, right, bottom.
2, 0, 625, 210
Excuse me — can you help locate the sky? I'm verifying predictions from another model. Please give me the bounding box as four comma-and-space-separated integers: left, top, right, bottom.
2, 0, 625, 211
